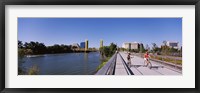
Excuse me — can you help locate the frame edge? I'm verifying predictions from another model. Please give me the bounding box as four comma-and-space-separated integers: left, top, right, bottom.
195, 0, 200, 91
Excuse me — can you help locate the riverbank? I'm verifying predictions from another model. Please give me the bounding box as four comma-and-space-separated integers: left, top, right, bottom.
96, 56, 111, 71
21, 50, 98, 57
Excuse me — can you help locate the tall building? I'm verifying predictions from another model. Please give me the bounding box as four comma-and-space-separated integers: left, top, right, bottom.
80, 42, 85, 48
100, 39, 103, 48
85, 39, 88, 50
122, 42, 139, 50
166, 41, 178, 49
122, 43, 131, 49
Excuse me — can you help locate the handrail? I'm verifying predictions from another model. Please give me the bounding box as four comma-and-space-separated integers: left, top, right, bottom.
150, 58, 182, 70
118, 53, 134, 75
95, 53, 117, 75
136, 55, 182, 70
135, 53, 182, 70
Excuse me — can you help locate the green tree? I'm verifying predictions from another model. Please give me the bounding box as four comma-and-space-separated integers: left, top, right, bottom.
163, 40, 167, 46
145, 44, 150, 51
139, 43, 145, 53
152, 43, 161, 54
109, 43, 117, 56
99, 43, 117, 57
18, 40, 23, 48
25, 49, 33, 55
152, 43, 157, 53
180, 46, 182, 56
23, 41, 47, 54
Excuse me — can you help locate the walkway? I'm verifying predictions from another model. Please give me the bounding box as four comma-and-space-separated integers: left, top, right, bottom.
118, 52, 182, 75
115, 54, 130, 75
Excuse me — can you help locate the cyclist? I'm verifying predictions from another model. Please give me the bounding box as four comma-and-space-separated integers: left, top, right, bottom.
144, 51, 152, 68
127, 53, 131, 67
127, 52, 133, 68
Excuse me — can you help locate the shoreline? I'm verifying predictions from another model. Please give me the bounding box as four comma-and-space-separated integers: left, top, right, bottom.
24, 51, 99, 57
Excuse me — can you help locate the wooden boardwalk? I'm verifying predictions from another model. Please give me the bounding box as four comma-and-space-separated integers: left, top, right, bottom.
114, 54, 129, 75
114, 52, 181, 75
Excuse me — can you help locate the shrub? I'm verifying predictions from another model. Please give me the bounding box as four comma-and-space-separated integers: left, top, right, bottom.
28, 65, 39, 75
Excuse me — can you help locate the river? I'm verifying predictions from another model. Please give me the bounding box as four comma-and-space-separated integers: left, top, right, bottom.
19, 52, 103, 75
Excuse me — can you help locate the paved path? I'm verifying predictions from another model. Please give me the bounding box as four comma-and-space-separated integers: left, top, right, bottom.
118, 52, 181, 75
115, 54, 129, 75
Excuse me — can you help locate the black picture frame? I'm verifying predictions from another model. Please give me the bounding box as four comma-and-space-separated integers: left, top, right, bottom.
0, 0, 199, 93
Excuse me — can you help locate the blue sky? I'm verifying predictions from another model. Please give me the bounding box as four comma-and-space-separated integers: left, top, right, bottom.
18, 18, 182, 48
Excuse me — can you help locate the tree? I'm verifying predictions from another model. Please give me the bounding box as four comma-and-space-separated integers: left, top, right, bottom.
152, 43, 161, 54
161, 45, 169, 55
152, 43, 157, 53
180, 46, 182, 56
18, 40, 85, 55
99, 43, 117, 57
152, 43, 157, 48
139, 43, 145, 53
38, 43, 46, 54
109, 43, 117, 56
18, 48, 25, 57
18, 40, 23, 48
163, 40, 167, 46
72, 46, 78, 49
104, 46, 111, 57
145, 44, 150, 51
23, 41, 47, 54
25, 49, 33, 55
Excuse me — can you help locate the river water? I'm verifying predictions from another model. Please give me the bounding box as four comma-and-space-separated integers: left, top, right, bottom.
19, 52, 103, 75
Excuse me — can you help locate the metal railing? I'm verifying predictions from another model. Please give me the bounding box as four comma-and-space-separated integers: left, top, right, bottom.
135, 53, 182, 71
118, 53, 134, 75
95, 53, 117, 75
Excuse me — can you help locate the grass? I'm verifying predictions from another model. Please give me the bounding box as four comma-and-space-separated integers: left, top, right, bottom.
151, 56, 182, 65
96, 57, 111, 71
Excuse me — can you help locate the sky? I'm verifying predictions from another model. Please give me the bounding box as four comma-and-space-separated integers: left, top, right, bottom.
18, 18, 182, 49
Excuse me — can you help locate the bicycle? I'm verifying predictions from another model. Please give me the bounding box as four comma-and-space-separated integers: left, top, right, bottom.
144, 58, 152, 68
127, 59, 131, 68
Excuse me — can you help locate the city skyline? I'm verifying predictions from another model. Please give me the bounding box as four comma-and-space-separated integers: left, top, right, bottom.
18, 18, 182, 48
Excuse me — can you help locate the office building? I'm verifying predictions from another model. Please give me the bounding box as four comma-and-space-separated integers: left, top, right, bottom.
122, 42, 139, 50
80, 42, 85, 48
166, 41, 178, 49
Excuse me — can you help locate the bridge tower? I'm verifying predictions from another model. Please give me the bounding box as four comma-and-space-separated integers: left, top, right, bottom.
100, 39, 103, 48
85, 39, 88, 51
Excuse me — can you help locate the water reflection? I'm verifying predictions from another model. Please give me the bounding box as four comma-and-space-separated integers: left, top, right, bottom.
19, 52, 101, 75
84, 53, 88, 62
83, 53, 88, 74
